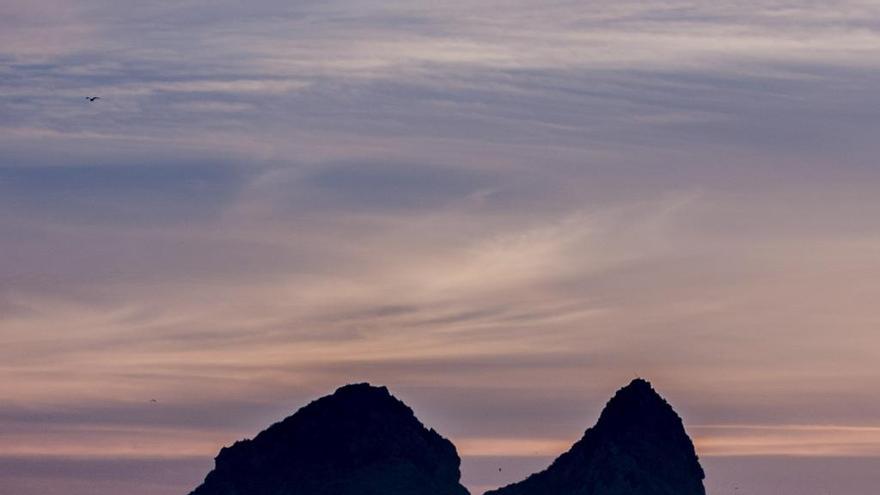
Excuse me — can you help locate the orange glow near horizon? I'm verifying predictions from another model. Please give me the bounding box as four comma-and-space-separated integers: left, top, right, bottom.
5, 423, 880, 462
3, 1, 880, 494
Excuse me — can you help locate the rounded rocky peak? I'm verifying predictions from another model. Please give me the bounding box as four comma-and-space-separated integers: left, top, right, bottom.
332, 382, 391, 398
192, 383, 468, 495
295, 382, 412, 422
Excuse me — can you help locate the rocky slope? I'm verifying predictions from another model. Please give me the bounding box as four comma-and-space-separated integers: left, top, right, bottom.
190, 383, 469, 495
484, 378, 705, 495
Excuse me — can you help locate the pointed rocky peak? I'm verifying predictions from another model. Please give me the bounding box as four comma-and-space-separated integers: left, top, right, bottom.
593, 377, 684, 433
191, 383, 469, 495
485, 378, 705, 495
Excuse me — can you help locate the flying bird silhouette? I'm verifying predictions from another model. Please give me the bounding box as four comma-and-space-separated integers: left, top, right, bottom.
85, 96, 101, 102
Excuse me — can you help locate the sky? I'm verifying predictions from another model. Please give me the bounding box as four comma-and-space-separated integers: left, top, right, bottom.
2, 1, 880, 494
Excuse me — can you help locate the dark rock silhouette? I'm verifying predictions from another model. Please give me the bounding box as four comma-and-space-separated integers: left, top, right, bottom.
485, 378, 705, 495
190, 383, 469, 495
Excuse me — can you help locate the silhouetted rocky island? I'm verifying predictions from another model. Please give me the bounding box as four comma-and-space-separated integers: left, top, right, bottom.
190, 383, 469, 495
485, 378, 705, 495
190, 379, 704, 495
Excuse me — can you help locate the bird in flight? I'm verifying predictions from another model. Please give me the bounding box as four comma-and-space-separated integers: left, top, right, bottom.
85, 96, 101, 102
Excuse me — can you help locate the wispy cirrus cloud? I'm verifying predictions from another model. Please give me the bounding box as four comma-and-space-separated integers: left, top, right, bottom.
3, 2, 880, 495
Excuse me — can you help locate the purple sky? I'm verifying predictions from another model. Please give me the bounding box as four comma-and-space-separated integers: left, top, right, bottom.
2, 1, 880, 493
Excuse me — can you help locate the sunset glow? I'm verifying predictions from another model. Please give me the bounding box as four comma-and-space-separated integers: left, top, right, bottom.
3, 1, 880, 494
